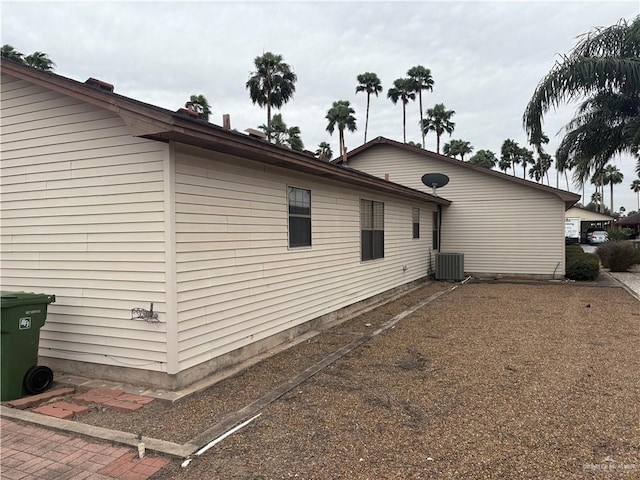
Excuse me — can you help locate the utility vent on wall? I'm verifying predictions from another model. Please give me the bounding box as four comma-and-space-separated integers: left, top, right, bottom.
435, 253, 465, 281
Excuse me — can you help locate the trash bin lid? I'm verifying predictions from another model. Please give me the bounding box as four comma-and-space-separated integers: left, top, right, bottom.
0, 291, 56, 309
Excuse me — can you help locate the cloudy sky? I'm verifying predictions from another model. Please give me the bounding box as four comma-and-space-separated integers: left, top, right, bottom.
3, 1, 639, 211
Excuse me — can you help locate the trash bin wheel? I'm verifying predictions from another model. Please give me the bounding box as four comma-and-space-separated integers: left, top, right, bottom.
23, 366, 53, 395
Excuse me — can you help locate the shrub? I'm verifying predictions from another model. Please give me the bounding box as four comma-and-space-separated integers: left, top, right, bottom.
633, 248, 640, 265
566, 245, 583, 255
565, 251, 600, 281
597, 241, 635, 272
606, 227, 630, 241
565, 245, 584, 262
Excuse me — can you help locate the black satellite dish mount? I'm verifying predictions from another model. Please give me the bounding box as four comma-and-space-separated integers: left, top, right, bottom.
421, 173, 450, 196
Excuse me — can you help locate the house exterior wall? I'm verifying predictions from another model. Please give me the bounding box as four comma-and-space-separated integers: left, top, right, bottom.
0, 72, 442, 389
174, 144, 436, 375
347, 145, 566, 277
0, 74, 170, 374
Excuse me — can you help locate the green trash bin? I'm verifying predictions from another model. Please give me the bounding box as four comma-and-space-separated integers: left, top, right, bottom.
1, 291, 56, 401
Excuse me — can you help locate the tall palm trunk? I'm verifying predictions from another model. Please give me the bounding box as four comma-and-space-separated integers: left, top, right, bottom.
402, 104, 407, 143
419, 91, 425, 148
266, 102, 272, 141
610, 183, 614, 213
339, 129, 345, 159
364, 94, 370, 143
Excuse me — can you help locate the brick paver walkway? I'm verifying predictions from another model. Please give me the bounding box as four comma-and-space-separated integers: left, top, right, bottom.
0, 417, 168, 480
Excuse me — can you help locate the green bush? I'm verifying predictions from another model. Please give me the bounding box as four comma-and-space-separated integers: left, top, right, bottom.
633, 248, 640, 265
565, 250, 600, 281
566, 245, 583, 255
597, 241, 635, 272
606, 227, 631, 241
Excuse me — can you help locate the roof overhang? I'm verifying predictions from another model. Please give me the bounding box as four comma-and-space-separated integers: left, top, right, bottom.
336, 137, 581, 209
1, 60, 450, 207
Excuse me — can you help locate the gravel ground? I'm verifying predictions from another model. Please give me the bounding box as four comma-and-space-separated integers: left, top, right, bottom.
145, 281, 639, 479
46, 280, 639, 479
76, 282, 451, 444
609, 264, 640, 296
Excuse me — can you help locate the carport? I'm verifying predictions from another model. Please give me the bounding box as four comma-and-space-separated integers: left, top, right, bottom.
565, 206, 615, 243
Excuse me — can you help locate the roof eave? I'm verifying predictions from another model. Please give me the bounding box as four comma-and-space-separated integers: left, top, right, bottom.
340, 137, 581, 208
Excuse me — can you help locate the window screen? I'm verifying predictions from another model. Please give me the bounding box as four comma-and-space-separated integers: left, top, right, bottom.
288, 187, 311, 247
361, 199, 384, 261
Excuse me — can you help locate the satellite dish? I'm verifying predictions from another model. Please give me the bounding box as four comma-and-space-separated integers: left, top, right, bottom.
421, 173, 449, 195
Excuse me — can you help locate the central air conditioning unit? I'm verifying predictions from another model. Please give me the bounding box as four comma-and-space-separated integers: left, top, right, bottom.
435, 253, 465, 281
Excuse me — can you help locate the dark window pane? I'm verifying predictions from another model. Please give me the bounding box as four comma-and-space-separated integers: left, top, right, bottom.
361, 230, 373, 261
373, 230, 384, 259
288, 187, 311, 247
413, 223, 420, 239
290, 217, 311, 247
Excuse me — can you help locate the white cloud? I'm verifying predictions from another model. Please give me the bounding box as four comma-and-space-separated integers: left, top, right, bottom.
2, 0, 638, 209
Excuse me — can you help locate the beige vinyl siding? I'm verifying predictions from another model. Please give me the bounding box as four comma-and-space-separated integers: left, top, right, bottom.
174, 144, 435, 371
0, 74, 170, 371
348, 145, 565, 276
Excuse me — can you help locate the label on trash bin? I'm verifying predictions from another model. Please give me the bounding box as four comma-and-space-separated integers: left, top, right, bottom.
19, 317, 31, 330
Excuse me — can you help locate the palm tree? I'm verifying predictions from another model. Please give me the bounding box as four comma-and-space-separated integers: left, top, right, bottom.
407, 141, 423, 149
539, 152, 553, 185
387, 78, 416, 143
519, 147, 535, 179
590, 191, 603, 212
285, 125, 304, 151
246, 52, 297, 137
528, 152, 552, 184
315, 142, 333, 160
443, 139, 473, 161
407, 65, 434, 148
469, 150, 497, 169
2, 45, 56, 72
23, 51, 55, 71
498, 157, 511, 173
421, 103, 455, 154
258, 113, 304, 151
524, 17, 640, 179
326, 100, 357, 158
602, 164, 624, 212
355, 72, 382, 144
631, 179, 640, 211
500, 139, 520, 176
185, 94, 211, 121
1, 44, 24, 62
590, 170, 606, 213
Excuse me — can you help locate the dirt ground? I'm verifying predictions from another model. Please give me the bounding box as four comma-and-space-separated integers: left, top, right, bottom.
80, 282, 640, 478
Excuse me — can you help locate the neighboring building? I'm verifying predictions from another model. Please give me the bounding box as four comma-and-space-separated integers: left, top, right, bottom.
564, 206, 615, 243
337, 137, 580, 279
615, 212, 640, 239
0, 60, 450, 389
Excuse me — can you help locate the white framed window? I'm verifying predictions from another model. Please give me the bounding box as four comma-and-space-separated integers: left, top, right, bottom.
361, 199, 384, 261
288, 186, 311, 248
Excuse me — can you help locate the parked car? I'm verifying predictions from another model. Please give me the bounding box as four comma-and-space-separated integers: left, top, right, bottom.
588, 230, 608, 244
